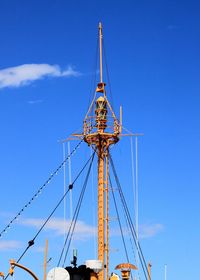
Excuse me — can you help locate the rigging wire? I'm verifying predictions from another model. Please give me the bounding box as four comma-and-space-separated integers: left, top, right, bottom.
109, 154, 151, 280
110, 156, 147, 280
91, 146, 97, 257
109, 171, 135, 279
102, 40, 114, 110
4, 149, 96, 280
68, 142, 73, 220
134, 136, 140, 280
111, 159, 149, 280
57, 149, 96, 266
109, 175, 130, 264
61, 149, 96, 267
118, 179, 141, 280
121, 199, 138, 280
130, 136, 136, 225
63, 143, 67, 244
130, 136, 141, 280
87, 36, 99, 112
109, 168, 136, 280
0, 139, 84, 240
68, 142, 74, 250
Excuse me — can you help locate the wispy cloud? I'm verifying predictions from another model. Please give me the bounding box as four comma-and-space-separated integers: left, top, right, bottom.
27, 99, 43, 105
18, 217, 96, 240
0, 64, 80, 89
139, 223, 164, 239
34, 246, 46, 253
109, 223, 164, 239
0, 240, 22, 251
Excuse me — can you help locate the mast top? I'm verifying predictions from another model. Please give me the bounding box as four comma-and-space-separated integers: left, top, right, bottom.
96, 22, 105, 94
99, 22, 102, 30
82, 23, 121, 139
98, 21, 104, 88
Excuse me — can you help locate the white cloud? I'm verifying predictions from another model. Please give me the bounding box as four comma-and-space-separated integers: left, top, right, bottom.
27, 99, 43, 105
0, 64, 80, 89
18, 217, 96, 240
108, 222, 164, 240
5, 214, 163, 243
34, 246, 46, 253
139, 223, 164, 239
0, 240, 22, 251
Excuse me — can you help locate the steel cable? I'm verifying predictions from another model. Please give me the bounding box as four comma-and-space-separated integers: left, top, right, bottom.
109, 154, 150, 280
109, 175, 130, 264
57, 149, 96, 266
4, 149, 96, 280
0, 139, 84, 239
61, 149, 96, 267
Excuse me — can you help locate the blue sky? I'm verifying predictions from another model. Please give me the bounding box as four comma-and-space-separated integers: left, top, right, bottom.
0, 1, 200, 280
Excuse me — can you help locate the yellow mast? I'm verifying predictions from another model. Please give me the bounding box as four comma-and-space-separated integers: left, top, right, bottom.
81, 22, 121, 280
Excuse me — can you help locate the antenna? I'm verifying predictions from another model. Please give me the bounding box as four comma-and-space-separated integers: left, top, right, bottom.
96, 22, 106, 95
164, 264, 167, 280
135, 135, 139, 274
67, 142, 73, 224
71, 249, 77, 267
63, 143, 67, 243
99, 22, 103, 83
120, 106, 123, 133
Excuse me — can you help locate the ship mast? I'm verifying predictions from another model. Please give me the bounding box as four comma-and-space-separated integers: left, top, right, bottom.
99, 22, 103, 84
82, 22, 121, 280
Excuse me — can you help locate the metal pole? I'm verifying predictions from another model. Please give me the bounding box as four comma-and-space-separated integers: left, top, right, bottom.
68, 142, 73, 221
97, 145, 105, 280
68, 142, 73, 255
165, 264, 167, 280
135, 136, 138, 242
43, 240, 48, 280
130, 137, 135, 227
91, 146, 97, 257
99, 22, 103, 83
63, 143, 67, 242
105, 150, 109, 280
135, 135, 139, 279
120, 106, 123, 133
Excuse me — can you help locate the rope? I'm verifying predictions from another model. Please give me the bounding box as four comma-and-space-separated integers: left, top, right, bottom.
102, 40, 114, 110
57, 149, 96, 267
123, 209, 140, 280
110, 155, 147, 280
87, 36, 99, 112
119, 182, 140, 280
4, 149, 95, 280
0, 139, 84, 239
110, 156, 147, 280
109, 175, 130, 263
110, 174, 135, 280
62, 149, 96, 266
109, 154, 151, 280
